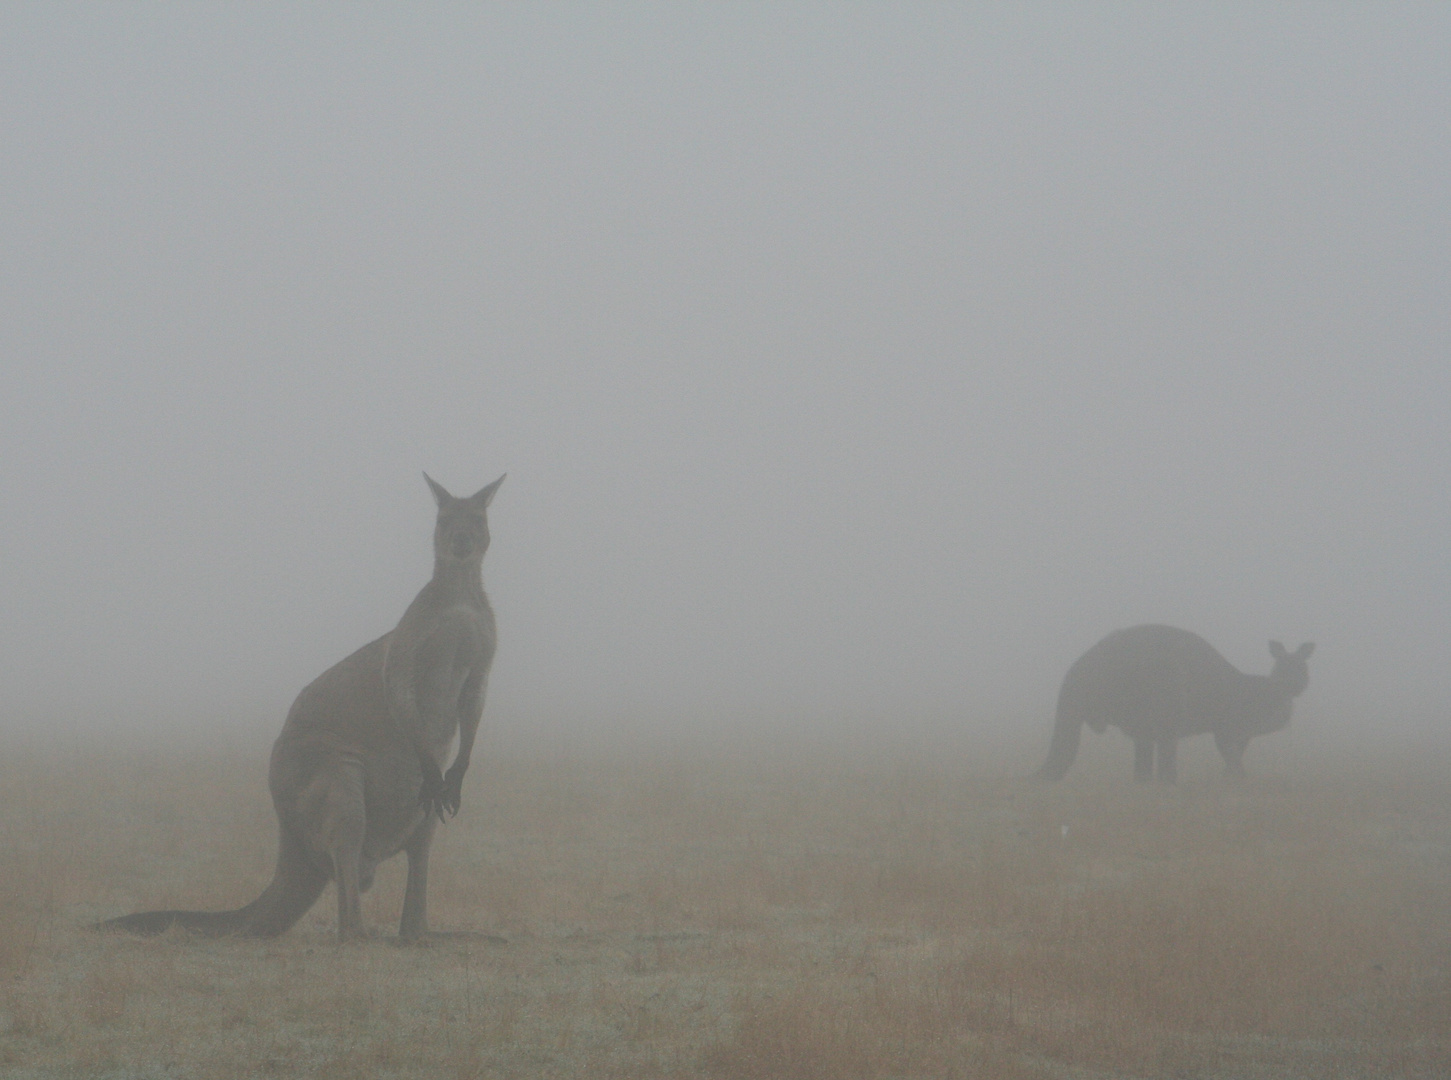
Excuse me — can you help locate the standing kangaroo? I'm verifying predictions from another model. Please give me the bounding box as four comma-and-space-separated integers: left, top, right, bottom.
99, 473, 504, 941
1036, 624, 1314, 783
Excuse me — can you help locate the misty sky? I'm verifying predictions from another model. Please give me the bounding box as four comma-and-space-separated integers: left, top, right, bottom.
2, 5, 1448, 744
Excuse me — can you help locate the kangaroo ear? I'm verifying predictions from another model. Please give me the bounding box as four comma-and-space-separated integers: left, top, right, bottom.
1296, 642, 1315, 659
471, 473, 506, 508
423, 472, 454, 507
1269, 640, 1287, 660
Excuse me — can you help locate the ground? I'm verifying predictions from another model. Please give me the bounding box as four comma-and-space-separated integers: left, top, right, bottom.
1, 725, 1448, 1078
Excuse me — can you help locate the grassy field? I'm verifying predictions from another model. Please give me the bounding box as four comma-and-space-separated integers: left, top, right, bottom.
1, 725, 1448, 1078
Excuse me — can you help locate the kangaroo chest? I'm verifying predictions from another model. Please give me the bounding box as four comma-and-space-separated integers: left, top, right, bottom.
413, 602, 492, 749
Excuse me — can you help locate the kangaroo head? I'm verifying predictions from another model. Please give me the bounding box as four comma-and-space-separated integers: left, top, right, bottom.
1267, 640, 1315, 697
425, 472, 505, 565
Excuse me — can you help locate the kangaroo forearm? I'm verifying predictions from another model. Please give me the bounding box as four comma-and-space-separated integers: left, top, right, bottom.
451, 715, 481, 771
389, 683, 445, 810
450, 673, 487, 775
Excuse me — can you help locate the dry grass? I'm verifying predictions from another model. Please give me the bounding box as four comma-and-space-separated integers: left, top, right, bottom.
1, 727, 1448, 1078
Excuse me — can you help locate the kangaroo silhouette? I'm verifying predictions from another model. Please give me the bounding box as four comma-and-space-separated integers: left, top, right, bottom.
1037, 624, 1314, 783
99, 473, 504, 941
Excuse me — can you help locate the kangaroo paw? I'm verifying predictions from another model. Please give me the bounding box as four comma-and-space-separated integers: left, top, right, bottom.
418, 761, 447, 822
441, 766, 464, 818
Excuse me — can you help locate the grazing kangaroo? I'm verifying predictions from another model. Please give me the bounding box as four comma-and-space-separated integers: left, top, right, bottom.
1036, 625, 1314, 783
99, 473, 504, 941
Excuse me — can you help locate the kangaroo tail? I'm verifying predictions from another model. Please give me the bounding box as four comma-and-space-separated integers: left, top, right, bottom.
1035, 704, 1082, 781
95, 825, 328, 939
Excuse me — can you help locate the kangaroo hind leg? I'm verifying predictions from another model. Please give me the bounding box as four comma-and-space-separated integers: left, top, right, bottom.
298, 757, 370, 942
398, 814, 437, 943
1155, 737, 1178, 783
1215, 732, 1248, 779
1133, 738, 1154, 782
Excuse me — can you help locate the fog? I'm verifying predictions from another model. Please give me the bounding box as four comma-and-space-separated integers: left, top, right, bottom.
2, 5, 1448, 748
